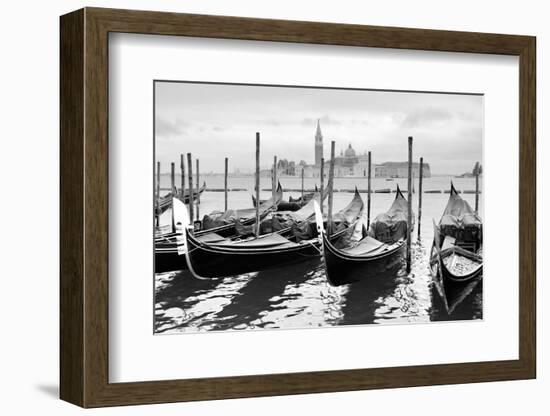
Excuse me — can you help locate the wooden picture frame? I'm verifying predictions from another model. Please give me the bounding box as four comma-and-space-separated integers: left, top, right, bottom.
60, 7, 536, 408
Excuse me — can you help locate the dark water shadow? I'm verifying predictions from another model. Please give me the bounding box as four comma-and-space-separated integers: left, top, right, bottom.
154, 270, 226, 332
338, 266, 405, 325
207, 258, 322, 330
156, 270, 222, 301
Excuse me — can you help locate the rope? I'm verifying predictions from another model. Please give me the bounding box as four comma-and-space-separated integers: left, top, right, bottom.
302, 239, 323, 255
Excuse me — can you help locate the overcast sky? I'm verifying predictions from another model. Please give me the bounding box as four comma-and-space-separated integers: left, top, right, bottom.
155, 81, 483, 175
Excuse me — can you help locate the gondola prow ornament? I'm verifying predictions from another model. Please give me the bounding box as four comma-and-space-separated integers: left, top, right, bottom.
172, 196, 213, 280
172, 196, 191, 256
313, 200, 325, 240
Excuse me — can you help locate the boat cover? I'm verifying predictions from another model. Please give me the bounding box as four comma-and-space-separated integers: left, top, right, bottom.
201, 184, 282, 230
439, 186, 482, 230
195, 232, 227, 243
210, 233, 295, 248
368, 186, 413, 244
341, 236, 385, 256
292, 189, 363, 242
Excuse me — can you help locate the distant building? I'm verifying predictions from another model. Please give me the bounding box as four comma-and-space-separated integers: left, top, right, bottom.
276, 158, 296, 176
375, 161, 431, 178
273, 120, 431, 179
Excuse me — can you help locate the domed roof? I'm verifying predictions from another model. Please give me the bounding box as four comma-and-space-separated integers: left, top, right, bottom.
344, 143, 356, 158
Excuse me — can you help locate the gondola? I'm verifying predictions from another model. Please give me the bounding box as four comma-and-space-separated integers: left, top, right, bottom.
156, 182, 207, 215
155, 183, 357, 274
158, 181, 283, 238
252, 182, 327, 212
429, 183, 483, 314
252, 195, 301, 211
156, 193, 173, 215
177, 181, 207, 204
174, 189, 364, 279
288, 187, 317, 206
201, 181, 284, 235
155, 182, 282, 273
314, 186, 410, 286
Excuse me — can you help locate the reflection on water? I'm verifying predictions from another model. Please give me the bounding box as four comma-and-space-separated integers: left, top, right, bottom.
155, 241, 482, 334
155, 176, 483, 334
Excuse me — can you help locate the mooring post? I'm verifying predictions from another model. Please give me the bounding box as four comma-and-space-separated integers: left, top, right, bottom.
170, 162, 176, 232
255, 133, 261, 237
367, 151, 372, 230
187, 153, 194, 224
156, 161, 160, 227
406, 137, 413, 274
224, 157, 228, 212
475, 161, 480, 213
320, 157, 325, 214
301, 167, 304, 203
180, 154, 185, 199
195, 159, 200, 221
170, 162, 176, 195
417, 157, 424, 241
272, 155, 277, 200
327, 141, 336, 236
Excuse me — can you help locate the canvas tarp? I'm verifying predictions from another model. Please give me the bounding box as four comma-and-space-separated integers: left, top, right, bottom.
368, 189, 413, 244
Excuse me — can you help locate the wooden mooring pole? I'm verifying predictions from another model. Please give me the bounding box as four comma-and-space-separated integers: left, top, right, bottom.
224, 157, 228, 212
272, 156, 277, 200
195, 159, 200, 221
170, 162, 176, 195
301, 168, 304, 202
187, 153, 194, 224
320, 157, 325, 214
475, 161, 480, 213
180, 154, 185, 198
406, 137, 413, 274
255, 133, 261, 237
170, 162, 176, 232
155, 161, 160, 227
417, 157, 424, 241
327, 141, 336, 236
367, 151, 372, 230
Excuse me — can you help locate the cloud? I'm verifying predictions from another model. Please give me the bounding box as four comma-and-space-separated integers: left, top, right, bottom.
261, 118, 283, 126
301, 115, 342, 126
155, 118, 189, 138
400, 107, 453, 128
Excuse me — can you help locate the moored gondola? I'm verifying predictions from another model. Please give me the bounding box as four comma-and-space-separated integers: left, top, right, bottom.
155, 183, 282, 273
252, 183, 327, 212
171, 188, 363, 278
429, 183, 483, 314
314, 186, 410, 286
157, 182, 207, 215
155, 183, 358, 275
201, 181, 283, 235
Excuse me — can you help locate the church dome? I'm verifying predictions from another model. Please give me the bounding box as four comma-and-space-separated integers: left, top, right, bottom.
344, 143, 356, 158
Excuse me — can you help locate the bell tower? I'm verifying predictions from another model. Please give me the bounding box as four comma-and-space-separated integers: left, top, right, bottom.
314, 119, 323, 166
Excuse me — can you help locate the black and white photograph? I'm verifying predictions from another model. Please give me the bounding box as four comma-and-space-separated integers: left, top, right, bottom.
153, 81, 484, 334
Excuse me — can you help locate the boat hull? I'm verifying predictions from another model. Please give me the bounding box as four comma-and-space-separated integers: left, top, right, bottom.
429, 244, 483, 314
155, 246, 186, 274
184, 226, 352, 278
322, 234, 406, 286
186, 234, 319, 278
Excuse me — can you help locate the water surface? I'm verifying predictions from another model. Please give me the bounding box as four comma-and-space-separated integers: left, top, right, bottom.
154, 175, 483, 334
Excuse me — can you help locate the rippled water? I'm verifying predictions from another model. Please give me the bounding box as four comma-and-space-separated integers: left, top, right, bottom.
154, 175, 483, 334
